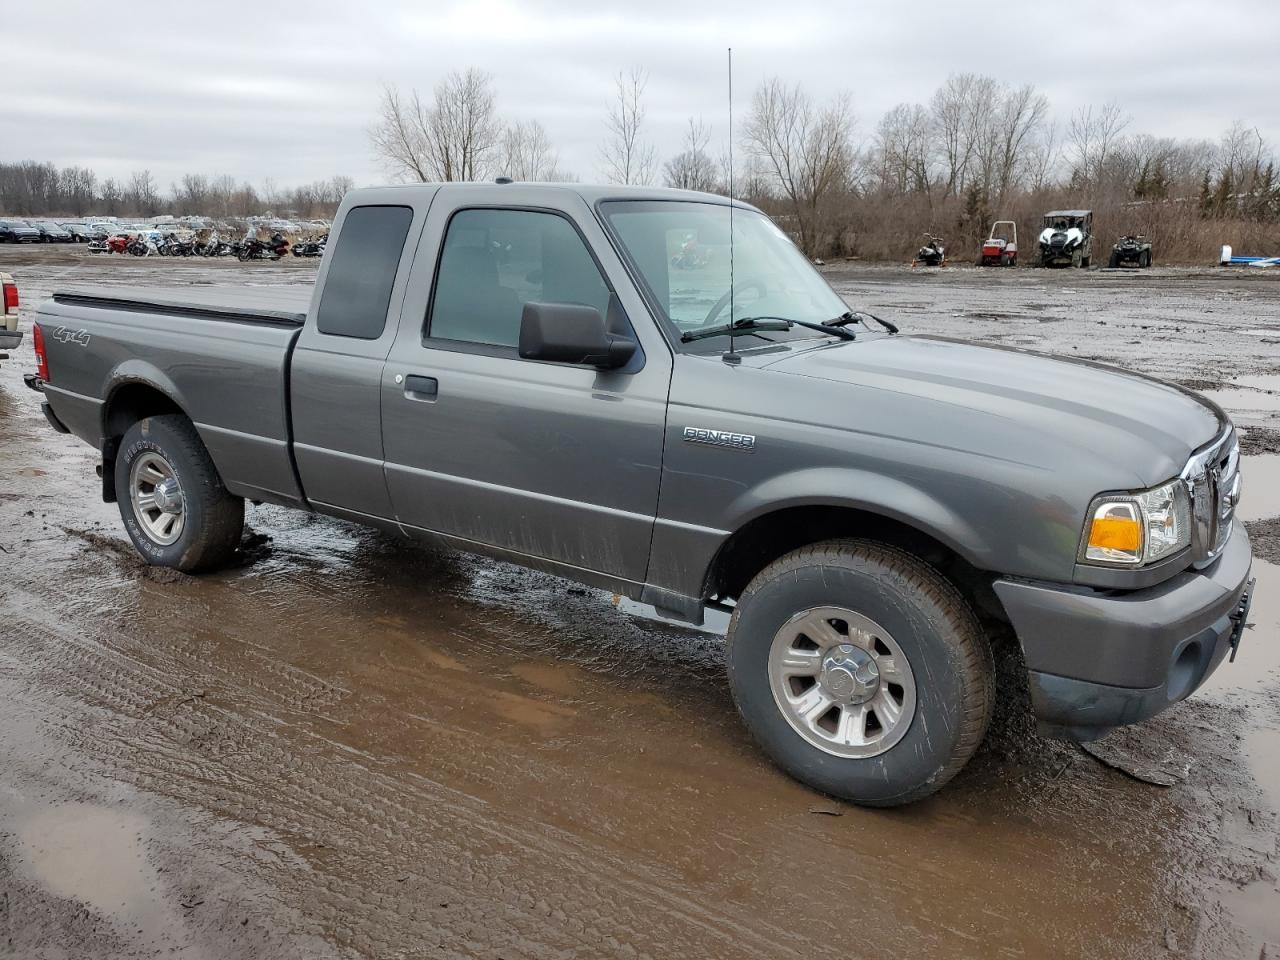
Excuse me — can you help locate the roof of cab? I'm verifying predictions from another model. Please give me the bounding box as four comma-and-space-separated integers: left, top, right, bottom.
342, 181, 751, 209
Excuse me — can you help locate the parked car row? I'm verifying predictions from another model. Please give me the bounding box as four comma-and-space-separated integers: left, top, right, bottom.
0, 218, 83, 243
0, 215, 332, 246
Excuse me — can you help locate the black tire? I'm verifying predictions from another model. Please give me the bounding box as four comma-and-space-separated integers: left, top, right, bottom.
114, 414, 244, 572
726, 540, 994, 806
1081, 255, 1091, 268
1141, 250, 1152, 268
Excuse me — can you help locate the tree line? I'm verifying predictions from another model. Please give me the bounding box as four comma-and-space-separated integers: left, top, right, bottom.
5, 67, 1277, 262
372, 67, 1280, 261
0, 163, 355, 220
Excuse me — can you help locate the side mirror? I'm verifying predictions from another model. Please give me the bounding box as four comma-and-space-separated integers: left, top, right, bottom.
518, 301, 637, 369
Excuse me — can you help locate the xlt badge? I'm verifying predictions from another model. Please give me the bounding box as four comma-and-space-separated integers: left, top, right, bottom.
682, 426, 756, 451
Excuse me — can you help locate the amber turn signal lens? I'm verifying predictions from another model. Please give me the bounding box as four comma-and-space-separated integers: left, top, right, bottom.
1088, 515, 1141, 553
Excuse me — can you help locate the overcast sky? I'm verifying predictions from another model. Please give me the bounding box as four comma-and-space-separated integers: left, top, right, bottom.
5, 0, 1278, 191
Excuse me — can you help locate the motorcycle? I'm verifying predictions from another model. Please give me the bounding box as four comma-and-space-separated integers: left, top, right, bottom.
915, 233, 945, 267
126, 234, 153, 257
106, 234, 131, 255
157, 233, 192, 257
291, 233, 327, 258
237, 232, 289, 262
193, 232, 233, 257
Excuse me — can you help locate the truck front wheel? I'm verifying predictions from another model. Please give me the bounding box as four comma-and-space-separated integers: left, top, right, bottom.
726, 540, 994, 806
114, 414, 244, 572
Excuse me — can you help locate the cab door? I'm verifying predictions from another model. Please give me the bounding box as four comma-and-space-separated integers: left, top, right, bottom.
381, 185, 672, 587
290, 193, 432, 519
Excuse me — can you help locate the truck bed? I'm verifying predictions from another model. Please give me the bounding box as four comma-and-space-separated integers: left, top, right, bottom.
52, 284, 312, 326
36, 282, 312, 508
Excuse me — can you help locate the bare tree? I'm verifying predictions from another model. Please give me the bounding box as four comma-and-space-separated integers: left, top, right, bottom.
744, 77, 855, 255
175, 173, 211, 215
99, 177, 124, 216
931, 74, 988, 197
991, 83, 1048, 202
371, 69, 503, 182
126, 170, 160, 216
499, 120, 569, 181
1068, 102, 1129, 186
1218, 121, 1268, 194
599, 67, 657, 185
370, 84, 432, 182
60, 166, 98, 216
873, 103, 933, 196
663, 117, 719, 192
1025, 120, 1060, 193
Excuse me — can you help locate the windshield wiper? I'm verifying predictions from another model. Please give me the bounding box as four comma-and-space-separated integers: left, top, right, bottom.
681, 315, 856, 344
824, 310, 899, 334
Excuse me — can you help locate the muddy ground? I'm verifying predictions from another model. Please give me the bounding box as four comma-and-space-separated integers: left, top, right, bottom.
0, 245, 1278, 959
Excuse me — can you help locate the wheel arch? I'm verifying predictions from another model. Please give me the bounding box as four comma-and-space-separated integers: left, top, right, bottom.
702, 501, 1008, 627
100, 372, 193, 502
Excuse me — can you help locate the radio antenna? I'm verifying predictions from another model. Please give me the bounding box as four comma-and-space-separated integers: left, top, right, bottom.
725, 46, 740, 365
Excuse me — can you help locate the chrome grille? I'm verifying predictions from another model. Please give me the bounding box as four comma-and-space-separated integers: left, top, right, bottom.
1182, 426, 1239, 567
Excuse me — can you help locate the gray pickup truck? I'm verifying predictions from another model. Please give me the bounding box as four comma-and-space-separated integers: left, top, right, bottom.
27, 183, 1254, 805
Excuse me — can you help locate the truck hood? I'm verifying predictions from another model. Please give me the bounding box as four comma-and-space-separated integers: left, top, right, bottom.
763, 335, 1224, 487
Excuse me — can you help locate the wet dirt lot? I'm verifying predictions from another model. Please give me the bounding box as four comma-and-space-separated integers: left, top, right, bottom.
1, 246, 1279, 958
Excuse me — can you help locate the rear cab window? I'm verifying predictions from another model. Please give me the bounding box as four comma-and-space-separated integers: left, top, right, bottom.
316, 205, 414, 339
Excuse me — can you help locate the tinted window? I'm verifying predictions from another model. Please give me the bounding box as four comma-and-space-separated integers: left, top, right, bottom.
428, 208, 611, 348
316, 205, 413, 339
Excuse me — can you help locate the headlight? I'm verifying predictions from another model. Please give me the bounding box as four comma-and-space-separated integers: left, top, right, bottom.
1081, 479, 1191, 566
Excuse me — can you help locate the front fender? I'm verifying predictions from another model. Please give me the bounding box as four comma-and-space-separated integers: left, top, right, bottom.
725, 466, 992, 567
644, 465, 1002, 605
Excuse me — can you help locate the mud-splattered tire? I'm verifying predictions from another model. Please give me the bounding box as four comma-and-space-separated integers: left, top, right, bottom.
115, 414, 244, 573
726, 540, 994, 807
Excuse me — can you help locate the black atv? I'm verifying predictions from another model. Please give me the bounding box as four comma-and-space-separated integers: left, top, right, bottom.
1109, 235, 1153, 268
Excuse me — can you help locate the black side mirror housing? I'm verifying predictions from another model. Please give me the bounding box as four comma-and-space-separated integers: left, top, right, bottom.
518, 301, 637, 369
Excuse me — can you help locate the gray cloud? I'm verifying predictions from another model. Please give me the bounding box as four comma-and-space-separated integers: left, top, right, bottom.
3, 0, 1276, 189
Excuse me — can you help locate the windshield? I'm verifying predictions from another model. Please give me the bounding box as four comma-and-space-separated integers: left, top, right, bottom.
600, 200, 849, 351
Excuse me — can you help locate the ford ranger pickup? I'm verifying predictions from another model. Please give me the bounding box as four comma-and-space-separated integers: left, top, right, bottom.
25, 183, 1254, 805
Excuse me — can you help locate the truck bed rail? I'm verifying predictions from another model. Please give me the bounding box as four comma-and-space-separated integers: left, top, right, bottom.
52, 287, 309, 327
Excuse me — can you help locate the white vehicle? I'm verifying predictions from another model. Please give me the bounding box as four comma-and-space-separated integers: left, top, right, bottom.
1038, 210, 1093, 268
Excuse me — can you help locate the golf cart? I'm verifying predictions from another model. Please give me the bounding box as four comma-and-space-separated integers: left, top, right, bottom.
978, 220, 1017, 266
1109, 235, 1153, 268
1038, 210, 1092, 268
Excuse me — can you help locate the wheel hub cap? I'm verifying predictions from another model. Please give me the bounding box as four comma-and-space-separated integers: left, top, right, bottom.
820, 644, 879, 704
128, 452, 185, 546
153, 478, 183, 515
767, 606, 917, 759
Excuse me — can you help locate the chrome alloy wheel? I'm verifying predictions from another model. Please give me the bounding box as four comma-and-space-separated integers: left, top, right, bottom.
767, 607, 917, 759
129, 451, 185, 546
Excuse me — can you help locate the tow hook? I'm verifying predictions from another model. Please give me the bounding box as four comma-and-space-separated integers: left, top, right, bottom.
1228, 579, 1255, 663
23, 373, 44, 393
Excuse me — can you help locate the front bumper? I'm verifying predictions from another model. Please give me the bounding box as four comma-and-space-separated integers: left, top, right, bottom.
993, 520, 1253, 740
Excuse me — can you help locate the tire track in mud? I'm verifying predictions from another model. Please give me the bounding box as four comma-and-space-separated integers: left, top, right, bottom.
0, 585, 840, 959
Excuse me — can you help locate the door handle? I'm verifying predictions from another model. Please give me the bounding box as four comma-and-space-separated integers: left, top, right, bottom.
403, 375, 438, 401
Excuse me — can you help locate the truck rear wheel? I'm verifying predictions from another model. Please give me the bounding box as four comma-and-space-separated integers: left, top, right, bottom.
726, 540, 993, 806
114, 414, 244, 572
